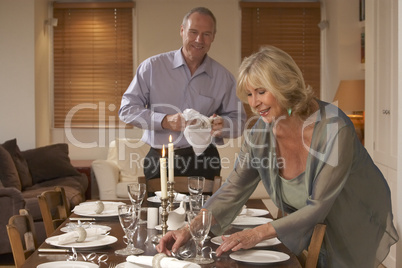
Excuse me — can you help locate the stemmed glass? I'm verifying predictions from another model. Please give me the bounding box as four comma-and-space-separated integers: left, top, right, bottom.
115, 204, 144, 255
188, 176, 205, 212
186, 209, 214, 264
128, 182, 147, 224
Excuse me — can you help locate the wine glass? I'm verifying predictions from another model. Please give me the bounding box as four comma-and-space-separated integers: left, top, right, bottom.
128, 182, 147, 224
186, 209, 214, 264
188, 176, 205, 212
115, 204, 144, 255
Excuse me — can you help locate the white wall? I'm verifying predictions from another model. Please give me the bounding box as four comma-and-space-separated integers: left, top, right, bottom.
0, 0, 36, 150
321, 0, 365, 102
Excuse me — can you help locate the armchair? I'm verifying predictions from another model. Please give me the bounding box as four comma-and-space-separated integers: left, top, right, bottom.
92, 138, 150, 200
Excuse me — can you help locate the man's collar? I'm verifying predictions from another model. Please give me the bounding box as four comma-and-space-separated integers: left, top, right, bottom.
173, 48, 213, 78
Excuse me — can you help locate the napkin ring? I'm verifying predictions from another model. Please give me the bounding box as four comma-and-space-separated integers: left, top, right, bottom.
152, 253, 167, 268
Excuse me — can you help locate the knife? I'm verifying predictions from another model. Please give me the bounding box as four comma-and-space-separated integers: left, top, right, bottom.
38, 248, 108, 253
69, 217, 118, 222
69, 217, 96, 221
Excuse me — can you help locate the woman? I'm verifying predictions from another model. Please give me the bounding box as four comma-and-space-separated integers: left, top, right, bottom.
157, 46, 398, 267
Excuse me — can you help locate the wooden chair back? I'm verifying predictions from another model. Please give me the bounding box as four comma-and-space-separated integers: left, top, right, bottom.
138, 176, 222, 199
298, 223, 327, 268
6, 209, 38, 268
38, 186, 71, 237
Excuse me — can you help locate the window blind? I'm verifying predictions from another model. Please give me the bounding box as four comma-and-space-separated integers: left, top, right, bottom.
241, 2, 321, 122
53, 2, 134, 128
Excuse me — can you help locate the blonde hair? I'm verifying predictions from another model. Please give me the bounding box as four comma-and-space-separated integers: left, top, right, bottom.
237, 46, 315, 119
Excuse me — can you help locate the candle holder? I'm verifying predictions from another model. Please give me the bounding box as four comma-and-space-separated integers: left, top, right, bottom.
160, 197, 169, 236
167, 181, 175, 211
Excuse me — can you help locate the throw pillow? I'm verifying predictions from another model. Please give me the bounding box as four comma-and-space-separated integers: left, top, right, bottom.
0, 145, 22, 190
2, 138, 33, 189
22, 143, 81, 184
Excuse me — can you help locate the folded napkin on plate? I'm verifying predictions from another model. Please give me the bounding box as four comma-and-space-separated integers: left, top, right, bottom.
167, 201, 186, 230
127, 254, 201, 268
55, 227, 107, 245
182, 109, 212, 156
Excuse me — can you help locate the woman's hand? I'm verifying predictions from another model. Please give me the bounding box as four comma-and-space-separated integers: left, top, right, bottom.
156, 226, 192, 256
215, 223, 275, 257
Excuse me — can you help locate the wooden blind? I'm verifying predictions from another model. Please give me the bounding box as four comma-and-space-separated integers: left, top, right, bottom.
241, 2, 321, 121
53, 2, 134, 128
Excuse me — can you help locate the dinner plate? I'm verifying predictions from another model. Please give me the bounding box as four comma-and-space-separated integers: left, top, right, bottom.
73, 201, 125, 217
45, 235, 117, 248
211, 236, 281, 247
37, 261, 98, 268
232, 216, 273, 226
147, 195, 188, 204
116, 262, 150, 268
230, 249, 290, 264
239, 208, 269, 217
60, 224, 111, 233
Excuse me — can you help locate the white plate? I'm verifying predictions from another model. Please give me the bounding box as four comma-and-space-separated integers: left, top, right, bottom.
37, 261, 98, 268
230, 249, 290, 264
73, 201, 125, 217
147, 196, 188, 204
116, 262, 150, 268
239, 208, 269, 217
45, 235, 117, 248
155, 222, 187, 231
60, 224, 111, 233
232, 216, 273, 226
211, 236, 281, 247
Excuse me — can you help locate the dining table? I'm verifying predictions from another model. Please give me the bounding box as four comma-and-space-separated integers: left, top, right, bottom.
22, 199, 302, 268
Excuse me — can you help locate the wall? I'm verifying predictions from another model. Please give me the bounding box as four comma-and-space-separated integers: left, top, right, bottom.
0, 0, 36, 150
321, 0, 365, 102
35, 0, 52, 147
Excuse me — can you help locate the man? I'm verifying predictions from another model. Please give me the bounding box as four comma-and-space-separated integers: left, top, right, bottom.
119, 7, 246, 180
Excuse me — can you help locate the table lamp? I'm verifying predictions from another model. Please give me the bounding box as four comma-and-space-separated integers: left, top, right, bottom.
333, 80, 365, 145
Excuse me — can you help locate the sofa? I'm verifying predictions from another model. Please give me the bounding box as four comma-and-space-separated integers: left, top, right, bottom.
92, 137, 271, 200
0, 139, 88, 255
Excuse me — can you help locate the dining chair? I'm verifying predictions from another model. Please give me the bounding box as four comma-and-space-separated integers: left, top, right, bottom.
6, 209, 38, 268
297, 223, 327, 268
38, 186, 71, 237
138, 176, 222, 199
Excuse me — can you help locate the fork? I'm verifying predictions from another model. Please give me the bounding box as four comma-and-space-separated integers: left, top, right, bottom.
108, 262, 116, 268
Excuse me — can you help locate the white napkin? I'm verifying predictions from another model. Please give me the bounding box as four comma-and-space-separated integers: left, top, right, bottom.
127, 255, 201, 268
182, 109, 212, 156
167, 201, 186, 230
55, 227, 107, 245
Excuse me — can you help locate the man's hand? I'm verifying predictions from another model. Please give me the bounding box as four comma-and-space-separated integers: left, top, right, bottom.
162, 113, 186, 131
210, 114, 223, 137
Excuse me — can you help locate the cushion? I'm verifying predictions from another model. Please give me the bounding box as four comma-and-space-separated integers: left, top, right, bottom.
0, 145, 22, 190
2, 139, 33, 189
108, 138, 149, 182
22, 143, 80, 184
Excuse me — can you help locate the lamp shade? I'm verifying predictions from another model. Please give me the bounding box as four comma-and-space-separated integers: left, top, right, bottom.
333, 80, 365, 114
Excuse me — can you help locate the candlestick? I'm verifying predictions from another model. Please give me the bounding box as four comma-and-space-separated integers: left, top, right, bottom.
160, 145, 167, 199
168, 135, 174, 182
167, 181, 175, 211
160, 197, 169, 236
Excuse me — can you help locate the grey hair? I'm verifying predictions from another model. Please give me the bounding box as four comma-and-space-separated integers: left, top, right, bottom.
182, 7, 217, 34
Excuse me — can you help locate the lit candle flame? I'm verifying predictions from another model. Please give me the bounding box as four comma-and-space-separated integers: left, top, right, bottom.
169, 135, 172, 143
162, 144, 165, 157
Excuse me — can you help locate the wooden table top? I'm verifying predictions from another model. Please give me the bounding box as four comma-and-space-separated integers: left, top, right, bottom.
22, 199, 301, 268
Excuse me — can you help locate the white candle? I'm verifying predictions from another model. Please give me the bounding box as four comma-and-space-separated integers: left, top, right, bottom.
160, 145, 168, 199
168, 135, 174, 182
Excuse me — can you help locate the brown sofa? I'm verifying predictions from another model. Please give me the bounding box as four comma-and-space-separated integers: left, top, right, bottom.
0, 139, 88, 255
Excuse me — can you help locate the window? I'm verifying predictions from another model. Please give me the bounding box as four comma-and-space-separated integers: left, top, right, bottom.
241, 2, 321, 120
53, 2, 134, 128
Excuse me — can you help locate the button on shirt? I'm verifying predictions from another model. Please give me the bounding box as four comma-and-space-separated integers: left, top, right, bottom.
119, 49, 246, 148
